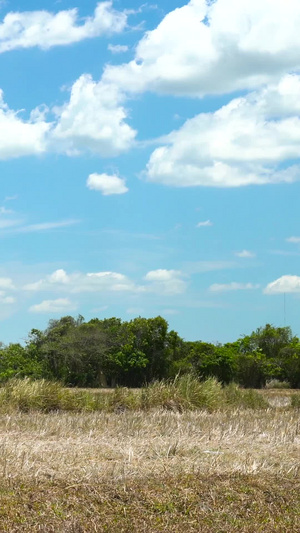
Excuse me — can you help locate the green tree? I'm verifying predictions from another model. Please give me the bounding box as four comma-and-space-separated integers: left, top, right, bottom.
0, 343, 46, 382
187, 341, 237, 384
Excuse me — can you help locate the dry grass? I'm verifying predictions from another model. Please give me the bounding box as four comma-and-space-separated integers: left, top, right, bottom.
0, 377, 271, 412
0, 378, 299, 530
0, 408, 299, 530
0, 409, 299, 482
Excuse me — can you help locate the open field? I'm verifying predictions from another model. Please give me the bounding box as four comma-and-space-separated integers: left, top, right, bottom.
0, 405, 299, 531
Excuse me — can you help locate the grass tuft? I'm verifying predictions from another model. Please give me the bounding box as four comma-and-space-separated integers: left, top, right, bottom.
290, 393, 300, 408
265, 379, 291, 389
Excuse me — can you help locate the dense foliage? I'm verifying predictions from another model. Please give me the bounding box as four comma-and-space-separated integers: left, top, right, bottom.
0, 317, 300, 388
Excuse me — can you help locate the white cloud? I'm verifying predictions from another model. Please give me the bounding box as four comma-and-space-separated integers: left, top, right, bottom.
0, 292, 15, 304
0, 74, 136, 160
286, 236, 300, 244
0, 277, 15, 290
15, 219, 79, 233
210, 282, 260, 292
24, 268, 139, 294
52, 74, 136, 156
108, 43, 129, 53
146, 75, 300, 187
103, 0, 300, 97
4, 195, 18, 202
144, 269, 187, 294
29, 298, 77, 314
3, 0, 300, 169
0, 2, 127, 53
0, 206, 13, 214
87, 173, 128, 195
264, 275, 300, 294
49, 269, 70, 284
0, 217, 79, 234
0, 90, 50, 159
85, 272, 138, 293
0, 73, 136, 159
235, 250, 256, 258
0, 279, 16, 305
196, 220, 213, 227
0, 217, 24, 229
23, 268, 187, 296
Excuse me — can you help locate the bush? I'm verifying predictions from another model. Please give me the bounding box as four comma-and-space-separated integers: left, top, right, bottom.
141, 375, 224, 412
265, 379, 291, 389
0, 378, 70, 412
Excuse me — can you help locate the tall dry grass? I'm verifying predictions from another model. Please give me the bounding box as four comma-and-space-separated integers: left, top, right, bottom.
0, 376, 275, 413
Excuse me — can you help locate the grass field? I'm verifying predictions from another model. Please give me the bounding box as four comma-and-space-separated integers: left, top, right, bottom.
0, 388, 299, 531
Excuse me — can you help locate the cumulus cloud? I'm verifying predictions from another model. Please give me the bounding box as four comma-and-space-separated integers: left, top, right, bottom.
3, 1, 300, 167
87, 173, 128, 195
210, 282, 260, 292
29, 298, 77, 314
23, 268, 187, 296
144, 269, 187, 294
24, 268, 139, 294
0, 73, 136, 159
196, 220, 213, 227
103, 0, 300, 97
146, 75, 300, 187
52, 75, 136, 156
0, 90, 50, 159
264, 275, 300, 294
0, 2, 127, 53
235, 250, 256, 258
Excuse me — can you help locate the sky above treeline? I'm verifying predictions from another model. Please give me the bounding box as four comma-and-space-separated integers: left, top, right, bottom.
0, 0, 300, 345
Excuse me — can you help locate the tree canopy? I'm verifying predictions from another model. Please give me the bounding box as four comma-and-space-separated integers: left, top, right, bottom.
0, 318, 299, 388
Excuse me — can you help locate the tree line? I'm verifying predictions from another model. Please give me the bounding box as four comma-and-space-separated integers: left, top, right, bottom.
0, 316, 300, 388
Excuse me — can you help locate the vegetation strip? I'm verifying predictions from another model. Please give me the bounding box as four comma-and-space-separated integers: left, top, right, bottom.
0, 376, 293, 412
0, 474, 299, 532
1, 317, 300, 389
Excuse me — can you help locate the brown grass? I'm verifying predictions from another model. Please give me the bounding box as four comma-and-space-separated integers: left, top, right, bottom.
0, 407, 299, 531
0, 473, 299, 532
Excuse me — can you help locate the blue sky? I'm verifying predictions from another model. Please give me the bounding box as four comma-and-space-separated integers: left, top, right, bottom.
0, 0, 300, 345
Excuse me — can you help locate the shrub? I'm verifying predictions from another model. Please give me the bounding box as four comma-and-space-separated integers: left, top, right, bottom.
265, 379, 291, 389
0, 378, 70, 412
